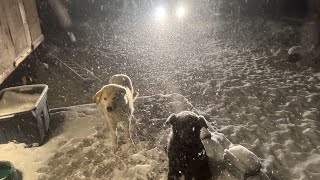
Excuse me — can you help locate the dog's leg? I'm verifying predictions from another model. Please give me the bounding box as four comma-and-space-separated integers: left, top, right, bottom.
102, 110, 119, 153
183, 172, 193, 180
167, 165, 181, 180
129, 122, 137, 148
123, 121, 136, 148
106, 117, 118, 153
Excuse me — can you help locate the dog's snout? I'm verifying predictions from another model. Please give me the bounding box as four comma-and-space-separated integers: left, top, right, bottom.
107, 106, 113, 112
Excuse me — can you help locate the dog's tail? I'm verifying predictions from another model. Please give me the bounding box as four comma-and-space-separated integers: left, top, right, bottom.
133, 91, 139, 102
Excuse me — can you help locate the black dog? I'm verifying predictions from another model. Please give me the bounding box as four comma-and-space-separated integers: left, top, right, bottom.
166, 111, 211, 180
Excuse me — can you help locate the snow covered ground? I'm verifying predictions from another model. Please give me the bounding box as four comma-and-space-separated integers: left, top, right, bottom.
0, 94, 195, 180
106, 16, 320, 180
0, 78, 319, 180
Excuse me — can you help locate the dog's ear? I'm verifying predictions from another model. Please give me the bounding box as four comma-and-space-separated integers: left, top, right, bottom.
133, 91, 139, 102
198, 115, 208, 128
93, 90, 103, 104
165, 113, 177, 125
200, 127, 211, 140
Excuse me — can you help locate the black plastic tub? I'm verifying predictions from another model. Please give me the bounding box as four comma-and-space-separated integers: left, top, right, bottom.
0, 84, 50, 146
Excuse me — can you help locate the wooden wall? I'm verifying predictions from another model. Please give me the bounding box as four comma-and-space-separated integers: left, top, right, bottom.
0, 0, 43, 84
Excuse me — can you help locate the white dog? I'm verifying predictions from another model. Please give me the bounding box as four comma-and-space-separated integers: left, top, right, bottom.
93, 74, 138, 153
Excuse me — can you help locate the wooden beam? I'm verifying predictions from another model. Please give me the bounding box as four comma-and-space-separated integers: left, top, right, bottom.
18, 0, 32, 47
3, 0, 29, 54
22, 0, 43, 43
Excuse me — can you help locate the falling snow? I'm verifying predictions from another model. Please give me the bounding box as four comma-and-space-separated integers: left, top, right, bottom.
1, 1, 320, 180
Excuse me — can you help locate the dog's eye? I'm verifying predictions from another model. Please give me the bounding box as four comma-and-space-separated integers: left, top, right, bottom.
103, 98, 107, 100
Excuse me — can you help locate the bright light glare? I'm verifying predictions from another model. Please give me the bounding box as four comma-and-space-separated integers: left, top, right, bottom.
155, 7, 166, 20
176, 7, 185, 18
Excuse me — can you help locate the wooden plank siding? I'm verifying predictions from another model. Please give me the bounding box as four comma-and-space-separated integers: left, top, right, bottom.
22, 0, 43, 47
0, 0, 17, 82
0, 0, 43, 84
2, 0, 29, 54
